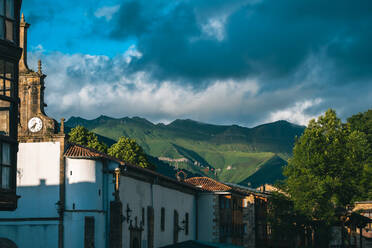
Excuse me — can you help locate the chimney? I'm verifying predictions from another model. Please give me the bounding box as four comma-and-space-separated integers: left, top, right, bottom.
60, 118, 65, 134
19, 13, 30, 72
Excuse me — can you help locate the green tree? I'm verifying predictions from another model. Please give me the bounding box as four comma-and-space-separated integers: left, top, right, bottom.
68, 125, 108, 153
347, 109, 372, 200
284, 109, 369, 224
108, 137, 152, 169
268, 191, 312, 247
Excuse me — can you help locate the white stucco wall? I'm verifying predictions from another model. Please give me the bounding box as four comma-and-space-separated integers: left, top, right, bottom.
64, 212, 106, 248
197, 193, 216, 243
120, 176, 152, 248
119, 176, 196, 248
0, 142, 61, 218
0, 142, 61, 248
65, 158, 104, 211
0, 221, 58, 248
153, 184, 196, 247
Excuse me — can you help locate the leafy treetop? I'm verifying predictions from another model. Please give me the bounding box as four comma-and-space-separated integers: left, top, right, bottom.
68, 125, 108, 153
108, 136, 152, 169
284, 109, 369, 224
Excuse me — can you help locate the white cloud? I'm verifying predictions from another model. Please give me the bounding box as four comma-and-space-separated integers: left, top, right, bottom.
26, 46, 371, 127
27, 49, 261, 124
201, 18, 226, 41
94, 5, 120, 21
123, 45, 142, 63
266, 98, 323, 126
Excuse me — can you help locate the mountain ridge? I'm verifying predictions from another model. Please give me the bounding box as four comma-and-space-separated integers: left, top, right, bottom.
65, 115, 305, 186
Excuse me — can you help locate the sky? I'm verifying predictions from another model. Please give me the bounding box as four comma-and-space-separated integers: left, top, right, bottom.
21, 0, 372, 127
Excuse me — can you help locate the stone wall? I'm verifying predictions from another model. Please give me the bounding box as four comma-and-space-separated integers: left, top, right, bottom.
243, 195, 255, 248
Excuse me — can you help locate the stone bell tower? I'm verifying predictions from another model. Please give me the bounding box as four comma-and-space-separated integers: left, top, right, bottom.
18, 14, 64, 142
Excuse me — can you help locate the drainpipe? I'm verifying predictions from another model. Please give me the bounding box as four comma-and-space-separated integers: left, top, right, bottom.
58, 140, 66, 248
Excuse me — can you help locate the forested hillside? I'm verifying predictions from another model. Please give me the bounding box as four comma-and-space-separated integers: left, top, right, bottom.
65, 116, 305, 187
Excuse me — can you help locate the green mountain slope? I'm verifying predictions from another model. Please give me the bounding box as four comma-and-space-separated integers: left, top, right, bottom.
65, 116, 305, 186
239, 155, 288, 188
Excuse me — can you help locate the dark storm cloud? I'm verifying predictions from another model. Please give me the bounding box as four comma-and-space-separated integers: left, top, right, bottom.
22, 0, 372, 126
110, 1, 150, 39
108, 0, 372, 85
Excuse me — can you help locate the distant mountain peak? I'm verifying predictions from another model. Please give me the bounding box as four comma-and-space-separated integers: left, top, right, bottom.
169, 119, 202, 124
67, 116, 85, 121
96, 115, 114, 121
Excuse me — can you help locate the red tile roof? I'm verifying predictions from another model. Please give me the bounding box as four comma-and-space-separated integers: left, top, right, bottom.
184, 177, 232, 192
64, 143, 123, 164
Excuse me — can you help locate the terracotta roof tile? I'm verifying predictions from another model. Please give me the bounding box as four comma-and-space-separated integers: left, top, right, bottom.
64, 143, 123, 164
184, 177, 231, 192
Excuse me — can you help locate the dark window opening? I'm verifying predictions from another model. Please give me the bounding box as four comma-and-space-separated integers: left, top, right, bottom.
173, 210, 179, 244
129, 226, 142, 248
185, 213, 189, 235
142, 207, 145, 225
84, 216, 95, 248
131, 237, 140, 248
161, 207, 165, 231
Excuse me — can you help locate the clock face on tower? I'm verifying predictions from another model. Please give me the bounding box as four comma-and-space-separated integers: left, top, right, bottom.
28, 117, 43, 133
